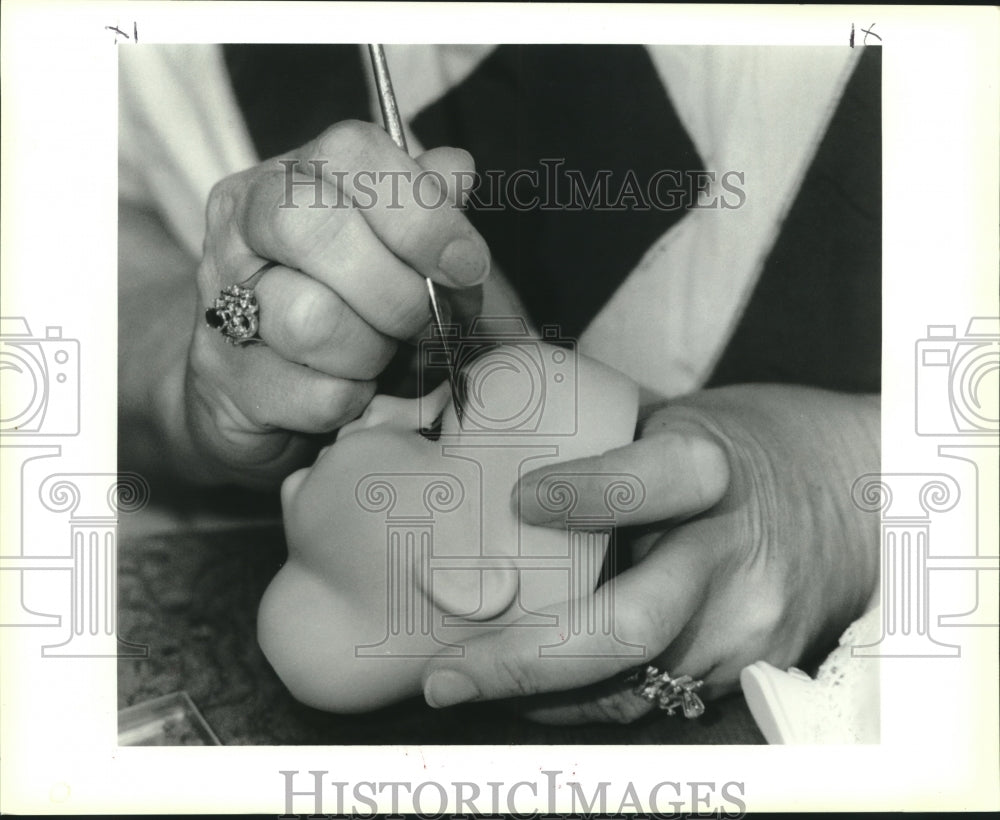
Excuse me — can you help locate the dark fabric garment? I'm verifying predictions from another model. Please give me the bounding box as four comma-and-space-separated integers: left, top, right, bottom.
222, 44, 371, 160
222, 45, 881, 393
412, 45, 705, 340
706, 47, 882, 393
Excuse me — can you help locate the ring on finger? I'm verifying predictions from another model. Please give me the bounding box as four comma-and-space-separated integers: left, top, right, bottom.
205, 261, 277, 346
626, 664, 706, 718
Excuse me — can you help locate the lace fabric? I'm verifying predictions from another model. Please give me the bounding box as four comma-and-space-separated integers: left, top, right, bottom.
741, 606, 881, 744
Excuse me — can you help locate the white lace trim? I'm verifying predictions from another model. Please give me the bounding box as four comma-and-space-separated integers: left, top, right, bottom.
793, 607, 881, 743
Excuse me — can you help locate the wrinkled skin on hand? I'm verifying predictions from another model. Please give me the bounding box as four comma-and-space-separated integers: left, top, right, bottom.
420, 384, 881, 725
182, 121, 489, 487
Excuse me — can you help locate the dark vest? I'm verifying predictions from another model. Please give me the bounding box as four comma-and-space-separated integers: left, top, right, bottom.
224, 44, 881, 394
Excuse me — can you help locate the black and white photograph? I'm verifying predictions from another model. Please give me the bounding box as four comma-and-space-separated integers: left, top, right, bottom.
116, 39, 883, 748
2, 3, 998, 815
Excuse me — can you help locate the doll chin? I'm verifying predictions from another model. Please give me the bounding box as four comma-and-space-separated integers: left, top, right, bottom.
257, 562, 423, 713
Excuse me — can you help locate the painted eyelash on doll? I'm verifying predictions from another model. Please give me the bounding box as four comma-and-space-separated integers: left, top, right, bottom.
418, 370, 469, 442
419, 409, 445, 441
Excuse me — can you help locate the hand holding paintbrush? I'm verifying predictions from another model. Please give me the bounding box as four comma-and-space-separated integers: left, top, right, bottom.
125, 46, 490, 489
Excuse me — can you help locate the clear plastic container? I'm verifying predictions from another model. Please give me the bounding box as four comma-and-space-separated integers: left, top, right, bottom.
118, 691, 221, 746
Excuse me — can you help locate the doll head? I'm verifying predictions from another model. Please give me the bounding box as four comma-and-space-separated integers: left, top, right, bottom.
258, 341, 640, 712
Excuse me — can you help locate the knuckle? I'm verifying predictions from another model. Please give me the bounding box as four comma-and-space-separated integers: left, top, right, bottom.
740, 581, 786, 642
205, 177, 237, 233
492, 651, 539, 699
195, 257, 218, 294
614, 597, 665, 654
386, 292, 432, 338
272, 184, 350, 261
384, 202, 425, 248
412, 167, 448, 203
448, 146, 475, 173
285, 289, 348, 353
316, 119, 382, 161
282, 293, 395, 379
247, 171, 297, 257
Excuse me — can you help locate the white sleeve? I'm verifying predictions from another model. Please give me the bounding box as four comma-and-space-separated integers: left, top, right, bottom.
581, 46, 862, 399
118, 44, 258, 258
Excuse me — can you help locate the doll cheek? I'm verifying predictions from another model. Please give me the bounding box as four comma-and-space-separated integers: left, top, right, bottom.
370, 395, 422, 426
340, 396, 423, 439
335, 418, 365, 441
337, 399, 387, 440
336, 411, 386, 441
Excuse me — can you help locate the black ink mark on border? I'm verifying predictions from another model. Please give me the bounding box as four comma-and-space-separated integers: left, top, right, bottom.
106, 21, 139, 44
851, 22, 881, 48
862, 23, 882, 45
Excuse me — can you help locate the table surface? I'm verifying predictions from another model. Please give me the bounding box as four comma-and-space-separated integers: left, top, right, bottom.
118, 511, 765, 746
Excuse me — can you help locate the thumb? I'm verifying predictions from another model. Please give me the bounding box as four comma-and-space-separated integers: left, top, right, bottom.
421, 535, 714, 709
515, 423, 729, 529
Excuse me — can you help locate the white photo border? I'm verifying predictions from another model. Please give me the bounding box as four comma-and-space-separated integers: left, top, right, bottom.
1, 1, 998, 814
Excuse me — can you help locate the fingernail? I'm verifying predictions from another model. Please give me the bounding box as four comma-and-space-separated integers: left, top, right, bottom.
438, 237, 490, 286
424, 670, 479, 708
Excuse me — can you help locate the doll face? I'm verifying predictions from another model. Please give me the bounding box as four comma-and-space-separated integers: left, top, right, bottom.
260, 344, 639, 713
